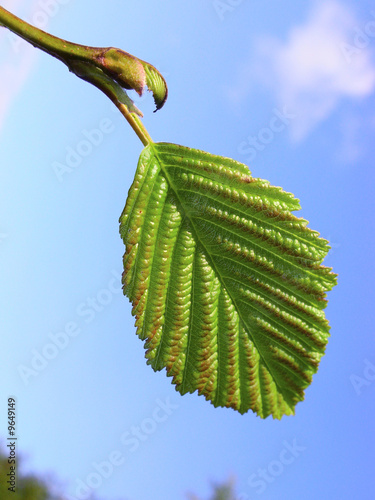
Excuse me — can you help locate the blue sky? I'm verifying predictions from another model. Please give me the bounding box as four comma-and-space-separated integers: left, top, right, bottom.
1, 0, 374, 499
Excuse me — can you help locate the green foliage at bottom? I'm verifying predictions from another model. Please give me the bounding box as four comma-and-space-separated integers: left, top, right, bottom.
0, 449, 50, 500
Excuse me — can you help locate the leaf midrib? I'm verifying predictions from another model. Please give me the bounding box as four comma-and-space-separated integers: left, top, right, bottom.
150, 143, 292, 405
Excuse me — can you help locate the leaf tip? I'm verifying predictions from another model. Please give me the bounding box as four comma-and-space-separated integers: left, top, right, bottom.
143, 62, 168, 112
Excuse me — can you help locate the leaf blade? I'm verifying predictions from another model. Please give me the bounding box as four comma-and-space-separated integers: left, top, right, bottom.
120, 142, 337, 418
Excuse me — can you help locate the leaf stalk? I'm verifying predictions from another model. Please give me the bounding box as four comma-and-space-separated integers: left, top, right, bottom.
0, 6, 160, 146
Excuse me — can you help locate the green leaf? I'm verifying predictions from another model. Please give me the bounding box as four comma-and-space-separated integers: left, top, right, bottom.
119, 143, 337, 418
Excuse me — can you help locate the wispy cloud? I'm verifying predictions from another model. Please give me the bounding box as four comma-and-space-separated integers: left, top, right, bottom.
229, 1, 375, 142
0, 1, 50, 134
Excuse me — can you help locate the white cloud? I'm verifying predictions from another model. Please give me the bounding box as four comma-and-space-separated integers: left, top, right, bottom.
231, 1, 375, 142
